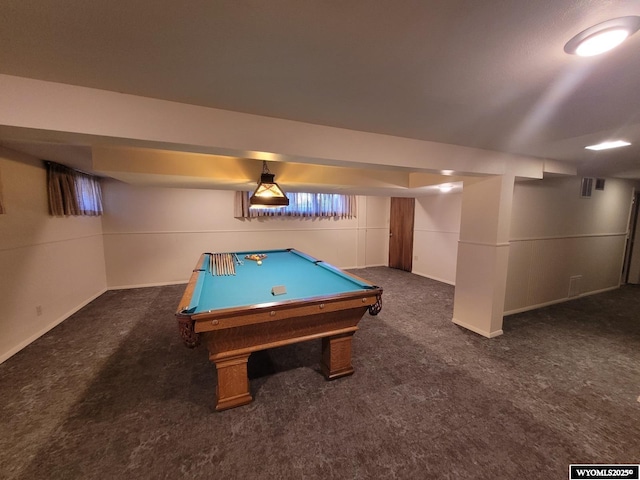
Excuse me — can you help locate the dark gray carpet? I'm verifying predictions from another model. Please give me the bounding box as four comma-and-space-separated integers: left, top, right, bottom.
1, 267, 639, 479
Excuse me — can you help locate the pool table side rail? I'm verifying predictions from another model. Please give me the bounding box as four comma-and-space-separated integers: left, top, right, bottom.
191, 289, 382, 333
176, 253, 208, 312
175, 253, 209, 347
289, 249, 375, 289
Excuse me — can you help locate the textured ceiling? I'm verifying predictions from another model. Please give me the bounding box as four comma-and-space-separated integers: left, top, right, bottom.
1, 0, 639, 184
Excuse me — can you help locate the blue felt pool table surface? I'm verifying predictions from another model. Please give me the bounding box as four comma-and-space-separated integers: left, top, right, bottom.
185, 249, 377, 314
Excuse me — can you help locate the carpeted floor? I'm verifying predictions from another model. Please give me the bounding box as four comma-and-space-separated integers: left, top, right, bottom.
1, 267, 639, 479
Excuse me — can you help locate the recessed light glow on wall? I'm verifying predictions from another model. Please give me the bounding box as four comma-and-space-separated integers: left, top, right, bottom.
439, 184, 453, 193
564, 16, 640, 56
585, 140, 631, 151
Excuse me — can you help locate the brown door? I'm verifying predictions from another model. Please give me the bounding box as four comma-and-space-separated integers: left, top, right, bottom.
389, 197, 415, 271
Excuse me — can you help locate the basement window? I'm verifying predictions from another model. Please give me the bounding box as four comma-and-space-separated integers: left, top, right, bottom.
46, 161, 103, 216
235, 192, 356, 218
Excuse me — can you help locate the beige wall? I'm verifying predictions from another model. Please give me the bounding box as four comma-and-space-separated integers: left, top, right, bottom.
0, 148, 107, 363
505, 176, 633, 313
408, 175, 634, 315
628, 190, 640, 284
101, 180, 389, 288
413, 192, 461, 285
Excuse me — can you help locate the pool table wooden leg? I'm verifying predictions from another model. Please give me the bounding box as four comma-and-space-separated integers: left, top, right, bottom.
321, 332, 355, 379
213, 353, 253, 411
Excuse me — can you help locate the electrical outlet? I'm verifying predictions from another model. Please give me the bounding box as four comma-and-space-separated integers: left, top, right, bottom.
36, 305, 42, 316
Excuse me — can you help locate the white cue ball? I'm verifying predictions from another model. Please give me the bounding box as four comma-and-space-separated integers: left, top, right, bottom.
257, 260, 262, 266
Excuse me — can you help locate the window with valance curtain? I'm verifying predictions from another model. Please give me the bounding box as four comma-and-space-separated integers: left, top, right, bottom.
234, 191, 356, 218
46, 161, 103, 217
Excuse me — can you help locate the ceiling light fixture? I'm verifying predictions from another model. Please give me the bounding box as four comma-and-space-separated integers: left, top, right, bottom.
564, 16, 640, 56
249, 161, 290, 207
585, 140, 631, 151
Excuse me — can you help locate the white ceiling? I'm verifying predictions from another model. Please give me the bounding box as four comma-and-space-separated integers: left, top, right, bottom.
1, 0, 640, 189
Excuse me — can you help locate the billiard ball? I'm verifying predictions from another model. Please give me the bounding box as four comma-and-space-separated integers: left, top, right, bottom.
257, 260, 262, 266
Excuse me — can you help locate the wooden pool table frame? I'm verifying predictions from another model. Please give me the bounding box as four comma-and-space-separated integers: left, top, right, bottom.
176, 251, 383, 411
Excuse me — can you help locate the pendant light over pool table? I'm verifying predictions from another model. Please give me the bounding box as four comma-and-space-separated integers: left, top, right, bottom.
249, 161, 290, 207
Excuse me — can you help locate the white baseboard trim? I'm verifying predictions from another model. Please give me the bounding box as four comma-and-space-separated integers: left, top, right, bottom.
452, 318, 503, 338
107, 280, 188, 290
411, 270, 455, 286
0, 288, 108, 365
503, 285, 620, 316
349, 263, 387, 270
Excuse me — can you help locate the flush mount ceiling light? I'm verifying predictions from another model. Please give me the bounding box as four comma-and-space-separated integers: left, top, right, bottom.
564, 16, 640, 56
585, 140, 632, 151
249, 161, 290, 207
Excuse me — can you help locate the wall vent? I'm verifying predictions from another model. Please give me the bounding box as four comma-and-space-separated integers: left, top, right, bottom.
580, 177, 593, 198
595, 178, 606, 191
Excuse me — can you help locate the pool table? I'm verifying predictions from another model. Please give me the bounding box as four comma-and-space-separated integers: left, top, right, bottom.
175, 248, 383, 411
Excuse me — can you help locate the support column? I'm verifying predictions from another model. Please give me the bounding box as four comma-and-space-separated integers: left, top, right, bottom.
453, 175, 515, 337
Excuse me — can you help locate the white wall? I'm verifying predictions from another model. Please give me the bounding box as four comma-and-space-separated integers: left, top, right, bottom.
413, 192, 461, 285
359, 195, 390, 269
101, 180, 389, 288
628, 190, 640, 284
406, 176, 634, 315
0, 148, 107, 363
505, 176, 633, 314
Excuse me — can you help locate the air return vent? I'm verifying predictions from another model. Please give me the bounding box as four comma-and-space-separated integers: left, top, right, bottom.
580, 177, 594, 198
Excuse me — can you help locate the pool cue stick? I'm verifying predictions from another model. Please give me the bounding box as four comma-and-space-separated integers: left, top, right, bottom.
215, 253, 219, 276
222, 253, 227, 276
226, 253, 232, 275
230, 254, 235, 275
210, 253, 213, 275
